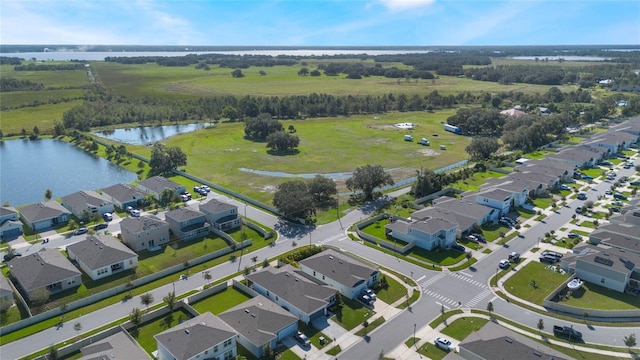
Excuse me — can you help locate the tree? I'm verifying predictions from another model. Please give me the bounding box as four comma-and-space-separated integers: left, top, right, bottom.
47, 345, 58, 360
163, 291, 177, 313
266, 131, 299, 153
466, 252, 472, 265
258, 70, 266, 76
129, 307, 143, 329
624, 333, 636, 351
440, 304, 445, 321
486, 301, 494, 315
273, 180, 315, 220
465, 137, 500, 160
30, 287, 50, 308
221, 105, 239, 121
203, 270, 212, 285
244, 114, 283, 141
537, 318, 544, 334
149, 143, 187, 175
44, 188, 53, 201
308, 175, 337, 206
298, 67, 309, 76
4, 244, 16, 261
140, 293, 154, 310
346, 164, 394, 200
74, 321, 82, 338
261, 344, 275, 360
231, 69, 244, 78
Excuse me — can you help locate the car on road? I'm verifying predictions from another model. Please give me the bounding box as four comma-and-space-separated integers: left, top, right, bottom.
94, 223, 108, 230
499, 259, 510, 269
74, 227, 88, 235
575, 206, 583, 214
294, 332, 311, 347
434, 337, 455, 351
577, 193, 587, 200
605, 189, 612, 195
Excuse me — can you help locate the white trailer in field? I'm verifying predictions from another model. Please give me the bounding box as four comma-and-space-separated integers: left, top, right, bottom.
404, 135, 414, 141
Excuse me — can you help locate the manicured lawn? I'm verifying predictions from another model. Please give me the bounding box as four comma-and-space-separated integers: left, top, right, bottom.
564, 282, 640, 310
397, 289, 420, 309
407, 246, 466, 266
479, 223, 511, 242
524, 150, 556, 160
503, 262, 569, 305
516, 206, 536, 219
355, 316, 385, 336
190, 287, 252, 315
375, 273, 407, 305
450, 171, 507, 192
331, 296, 375, 330
441, 317, 489, 340
405, 337, 420, 348
578, 221, 597, 229
277, 349, 302, 360
0, 305, 26, 326
580, 168, 605, 178
325, 345, 341, 356
130, 308, 194, 355
417, 341, 450, 360
531, 196, 553, 209
137, 236, 229, 274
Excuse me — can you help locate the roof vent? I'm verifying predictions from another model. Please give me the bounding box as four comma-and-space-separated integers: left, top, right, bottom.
533, 351, 542, 357
185, 329, 190, 334
258, 302, 262, 306
244, 309, 250, 313
251, 313, 256, 317
505, 337, 513, 343
329, 256, 333, 260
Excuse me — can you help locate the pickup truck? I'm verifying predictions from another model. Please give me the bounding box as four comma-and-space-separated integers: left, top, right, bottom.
553, 325, 582, 341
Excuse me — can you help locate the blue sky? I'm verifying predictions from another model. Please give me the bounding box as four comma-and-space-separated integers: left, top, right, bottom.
2, 0, 639, 46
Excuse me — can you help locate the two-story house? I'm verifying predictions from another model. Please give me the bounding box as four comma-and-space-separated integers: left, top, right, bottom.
199, 199, 241, 231
100, 183, 147, 210
119, 215, 170, 252
164, 207, 211, 241
0, 206, 23, 241
136, 176, 186, 200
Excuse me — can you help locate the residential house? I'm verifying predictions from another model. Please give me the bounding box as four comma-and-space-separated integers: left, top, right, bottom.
219, 295, 298, 359
386, 216, 457, 251
475, 188, 514, 215
299, 249, 380, 299
591, 223, 640, 241
589, 230, 640, 255
481, 177, 535, 203
136, 176, 186, 200
8, 248, 81, 300
0, 275, 14, 308
79, 330, 150, 360
0, 206, 23, 241
432, 195, 499, 225
66, 234, 138, 281
608, 209, 640, 226
546, 145, 605, 169
457, 321, 574, 360
245, 265, 337, 324
164, 207, 211, 241
560, 243, 640, 293
155, 312, 237, 360
411, 207, 477, 238
119, 215, 170, 252
101, 183, 147, 210
588, 131, 638, 153
19, 201, 71, 231
61, 190, 114, 219
516, 159, 575, 183
199, 199, 242, 231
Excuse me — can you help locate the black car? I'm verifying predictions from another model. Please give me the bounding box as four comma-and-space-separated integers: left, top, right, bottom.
94, 223, 108, 230
452, 244, 465, 252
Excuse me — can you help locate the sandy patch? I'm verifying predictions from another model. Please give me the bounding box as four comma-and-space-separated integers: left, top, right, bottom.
418, 148, 440, 156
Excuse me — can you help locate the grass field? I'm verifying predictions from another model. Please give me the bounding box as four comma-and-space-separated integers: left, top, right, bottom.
503, 262, 570, 305
0, 101, 83, 135
130, 308, 193, 355
190, 287, 252, 314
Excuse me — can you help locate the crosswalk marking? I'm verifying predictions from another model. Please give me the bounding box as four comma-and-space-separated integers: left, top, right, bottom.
465, 289, 492, 307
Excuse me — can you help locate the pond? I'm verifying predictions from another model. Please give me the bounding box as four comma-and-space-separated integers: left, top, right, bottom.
92, 123, 212, 145
0, 138, 138, 207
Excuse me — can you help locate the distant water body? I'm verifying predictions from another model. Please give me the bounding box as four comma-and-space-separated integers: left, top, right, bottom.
1, 49, 431, 61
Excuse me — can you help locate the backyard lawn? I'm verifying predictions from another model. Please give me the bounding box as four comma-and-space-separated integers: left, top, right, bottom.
130, 308, 194, 355
441, 317, 489, 340
479, 223, 512, 242
503, 262, 569, 305
563, 282, 640, 310
531, 196, 553, 209
449, 171, 507, 192
190, 286, 252, 315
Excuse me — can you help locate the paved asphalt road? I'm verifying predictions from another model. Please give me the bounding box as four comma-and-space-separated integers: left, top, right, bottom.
2, 169, 639, 359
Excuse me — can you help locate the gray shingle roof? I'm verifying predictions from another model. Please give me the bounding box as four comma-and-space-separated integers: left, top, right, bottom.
67, 234, 137, 271
590, 230, 640, 254
218, 295, 297, 348
0, 275, 13, 299
155, 312, 236, 360
79, 330, 150, 360
299, 249, 378, 288
137, 176, 182, 195
246, 265, 336, 314
165, 207, 205, 222
477, 188, 512, 201
574, 244, 640, 274
410, 217, 457, 234
119, 215, 167, 234
411, 207, 476, 232
8, 248, 80, 292
19, 201, 71, 223
433, 195, 494, 220
61, 190, 112, 211
0, 206, 18, 217
460, 321, 573, 360
200, 198, 236, 214
101, 183, 146, 203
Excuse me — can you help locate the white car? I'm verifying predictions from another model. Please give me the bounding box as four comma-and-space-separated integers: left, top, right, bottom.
559, 184, 570, 191
130, 209, 141, 217
605, 189, 612, 195
499, 259, 510, 269
434, 337, 455, 351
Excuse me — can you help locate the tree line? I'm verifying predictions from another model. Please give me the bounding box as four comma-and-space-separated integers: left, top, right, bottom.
13, 63, 86, 71
0, 78, 44, 92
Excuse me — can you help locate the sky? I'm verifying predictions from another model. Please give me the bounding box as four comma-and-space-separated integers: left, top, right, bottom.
1, 0, 639, 46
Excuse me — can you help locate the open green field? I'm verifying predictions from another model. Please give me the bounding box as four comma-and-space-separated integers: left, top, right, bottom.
92, 61, 578, 99
0, 101, 83, 135
503, 262, 572, 305
1, 89, 85, 108
0, 65, 89, 88
123, 111, 471, 203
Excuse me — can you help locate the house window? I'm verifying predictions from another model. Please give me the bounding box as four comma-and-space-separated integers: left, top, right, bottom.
601, 278, 605, 284
224, 338, 232, 347
214, 345, 218, 352
313, 271, 316, 276
266, 291, 270, 296
141, 242, 145, 246
322, 275, 325, 280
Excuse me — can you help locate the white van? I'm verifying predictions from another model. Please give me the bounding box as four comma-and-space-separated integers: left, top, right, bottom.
404, 135, 413, 141
440, 145, 446, 150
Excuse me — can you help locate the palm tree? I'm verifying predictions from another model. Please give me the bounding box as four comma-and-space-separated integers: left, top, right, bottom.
140, 293, 154, 310
537, 319, 544, 335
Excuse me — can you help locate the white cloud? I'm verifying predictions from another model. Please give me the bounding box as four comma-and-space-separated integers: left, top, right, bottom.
377, 0, 435, 11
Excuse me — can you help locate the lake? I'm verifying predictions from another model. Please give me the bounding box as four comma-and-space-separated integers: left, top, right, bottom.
0, 138, 138, 207
92, 123, 212, 145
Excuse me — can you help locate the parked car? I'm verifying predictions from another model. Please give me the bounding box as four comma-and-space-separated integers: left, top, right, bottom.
582, 175, 594, 180
452, 244, 465, 252
94, 223, 108, 230
434, 337, 455, 351
471, 233, 487, 243
610, 207, 621, 213
612, 201, 623, 206
499, 259, 510, 269
508, 252, 520, 263
577, 193, 587, 200
575, 206, 583, 214
466, 234, 479, 243
130, 209, 141, 217
74, 227, 88, 235
103, 212, 113, 221
499, 219, 512, 228
361, 288, 377, 300
294, 332, 311, 347
359, 294, 375, 305
605, 189, 612, 195
559, 184, 570, 191
539, 254, 558, 263
630, 181, 640, 186
601, 161, 613, 166
613, 193, 628, 200
567, 233, 581, 239
542, 251, 563, 260
4, 252, 22, 261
